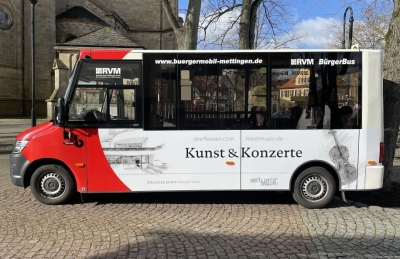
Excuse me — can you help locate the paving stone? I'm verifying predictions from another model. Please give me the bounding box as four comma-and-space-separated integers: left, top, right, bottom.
368, 206, 383, 211
1, 119, 400, 258
299, 204, 400, 259
354, 202, 368, 208
0, 166, 320, 259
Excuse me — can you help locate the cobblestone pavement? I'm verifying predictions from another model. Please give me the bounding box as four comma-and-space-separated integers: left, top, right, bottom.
1, 154, 400, 259
0, 170, 317, 258
1, 119, 400, 258
299, 202, 400, 259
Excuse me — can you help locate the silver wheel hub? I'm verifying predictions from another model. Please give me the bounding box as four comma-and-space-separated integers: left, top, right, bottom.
301, 175, 327, 201
40, 173, 65, 197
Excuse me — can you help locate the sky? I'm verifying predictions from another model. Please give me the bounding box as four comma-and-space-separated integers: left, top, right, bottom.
177, 0, 357, 49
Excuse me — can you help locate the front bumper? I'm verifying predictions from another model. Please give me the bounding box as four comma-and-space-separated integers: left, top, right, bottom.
9, 153, 30, 187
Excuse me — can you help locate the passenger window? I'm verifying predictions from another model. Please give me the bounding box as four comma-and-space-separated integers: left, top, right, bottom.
270, 52, 361, 130
176, 53, 268, 130
145, 54, 177, 129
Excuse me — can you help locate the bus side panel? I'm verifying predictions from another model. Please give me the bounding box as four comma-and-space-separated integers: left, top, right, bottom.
85, 128, 131, 192
21, 126, 88, 193
357, 128, 383, 190
94, 129, 241, 191
357, 50, 384, 190
240, 130, 360, 190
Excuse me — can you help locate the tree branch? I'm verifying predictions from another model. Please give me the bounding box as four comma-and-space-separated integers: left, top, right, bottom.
161, 0, 181, 33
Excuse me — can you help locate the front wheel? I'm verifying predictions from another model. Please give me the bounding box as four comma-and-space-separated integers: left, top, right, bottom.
292, 167, 336, 209
30, 164, 75, 205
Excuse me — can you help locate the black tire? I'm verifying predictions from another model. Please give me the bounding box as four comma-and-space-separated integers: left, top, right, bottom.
30, 164, 75, 205
292, 167, 336, 209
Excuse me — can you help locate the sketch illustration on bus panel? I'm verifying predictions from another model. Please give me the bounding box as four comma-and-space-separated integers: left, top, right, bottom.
326, 130, 357, 186
100, 129, 167, 174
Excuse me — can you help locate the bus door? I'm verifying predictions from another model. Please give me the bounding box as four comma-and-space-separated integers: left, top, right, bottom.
67, 60, 143, 193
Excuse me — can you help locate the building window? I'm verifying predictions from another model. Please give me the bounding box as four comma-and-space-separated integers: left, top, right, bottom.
0, 6, 13, 30
64, 35, 77, 43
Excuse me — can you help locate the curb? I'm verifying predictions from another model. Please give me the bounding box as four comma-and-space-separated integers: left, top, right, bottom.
0, 144, 13, 155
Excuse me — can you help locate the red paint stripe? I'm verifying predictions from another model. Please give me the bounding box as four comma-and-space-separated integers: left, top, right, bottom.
79, 49, 132, 60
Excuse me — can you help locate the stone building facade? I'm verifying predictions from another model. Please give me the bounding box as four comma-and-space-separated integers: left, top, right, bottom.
0, 0, 178, 118
0, 0, 55, 117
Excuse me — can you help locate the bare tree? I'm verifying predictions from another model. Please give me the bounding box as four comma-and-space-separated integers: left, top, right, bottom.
198, 0, 304, 50
239, 0, 253, 49
162, 0, 201, 50
324, 7, 389, 49
382, 0, 400, 192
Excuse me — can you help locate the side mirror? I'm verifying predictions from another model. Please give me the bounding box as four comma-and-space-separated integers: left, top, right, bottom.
53, 106, 59, 125
56, 97, 66, 125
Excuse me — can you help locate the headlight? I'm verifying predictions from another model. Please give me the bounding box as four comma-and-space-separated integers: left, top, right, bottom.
12, 140, 29, 153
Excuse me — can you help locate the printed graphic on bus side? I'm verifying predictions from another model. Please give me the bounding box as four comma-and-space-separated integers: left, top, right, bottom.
98, 129, 359, 191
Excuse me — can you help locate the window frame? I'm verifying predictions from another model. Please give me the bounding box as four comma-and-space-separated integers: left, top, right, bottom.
65, 60, 143, 128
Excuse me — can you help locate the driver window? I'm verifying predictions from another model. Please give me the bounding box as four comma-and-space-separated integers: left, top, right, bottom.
109, 88, 136, 120
67, 61, 142, 126
68, 87, 107, 122
68, 87, 137, 122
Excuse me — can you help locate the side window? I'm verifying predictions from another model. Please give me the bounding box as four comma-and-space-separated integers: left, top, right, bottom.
68, 87, 138, 122
271, 68, 310, 129
67, 61, 142, 127
108, 88, 137, 120
248, 68, 268, 129
68, 87, 106, 122
145, 55, 177, 129
177, 53, 267, 130
270, 52, 361, 130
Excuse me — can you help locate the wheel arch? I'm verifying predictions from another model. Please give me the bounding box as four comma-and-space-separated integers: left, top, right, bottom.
23, 159, 77, 189
290, 160, 341, 192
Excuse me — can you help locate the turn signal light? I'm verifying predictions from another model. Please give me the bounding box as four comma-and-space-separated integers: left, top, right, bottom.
75, 163, 85, 168
226, 161, 235, 165
367, 160, 376, 165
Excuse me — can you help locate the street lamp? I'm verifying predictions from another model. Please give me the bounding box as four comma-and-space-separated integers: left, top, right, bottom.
29, 0, 38, 127
342, 6, 354, 49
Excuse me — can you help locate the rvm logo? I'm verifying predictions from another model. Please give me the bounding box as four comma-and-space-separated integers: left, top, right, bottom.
290, 59, 314, 66
96, 68, 121, 75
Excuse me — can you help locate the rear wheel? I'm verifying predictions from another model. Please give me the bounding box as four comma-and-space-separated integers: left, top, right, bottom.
293, 167, 336, 209
30, 164, 75, 205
